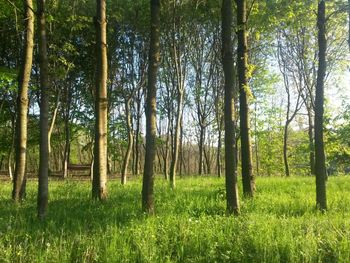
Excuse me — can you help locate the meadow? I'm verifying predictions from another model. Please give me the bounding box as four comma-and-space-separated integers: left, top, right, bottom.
1, 176, 350, 262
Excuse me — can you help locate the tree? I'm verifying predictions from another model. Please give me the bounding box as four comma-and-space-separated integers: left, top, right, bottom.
117, 27, 147, 184
189, 23, 215, 176
168, 0, 187, 188
277, 33, 304, 177
121, 97, 133, 184
222, 0, 240, 215
236, 0, 255, 196
315, 0, 327, 211
92, 0, 108, 200
142, 0, 160, 213
12, 0, 34, 201
37, 0, 49, 220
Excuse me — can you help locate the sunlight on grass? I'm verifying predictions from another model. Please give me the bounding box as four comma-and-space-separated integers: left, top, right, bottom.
1, 176, 350, 262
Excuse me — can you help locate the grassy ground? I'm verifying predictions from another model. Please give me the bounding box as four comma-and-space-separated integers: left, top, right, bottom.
1, 176, 350, 262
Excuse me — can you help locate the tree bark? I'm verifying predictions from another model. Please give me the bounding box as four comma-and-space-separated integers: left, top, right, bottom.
217, 127, 222, 177
222, 0, 240, 215
203, 143, 211, 175
169, 0, 186, 186
92, 0, 108, 200
121, 98, 133, 185
315, 0, 327, 211
133, 89, 142, 176
236, 0, 255, 197
307, 108, 315, 175
163, 118, 170, 179
62, 118, 70, 178
169, 89, 183, 188
142, 0, 160, 214
283, 120, 290, 177
179, 119, 184, 176
62, 84, 71, 178
48, 92, 60, 154
12, 0, 34, 201
37, 0, 49, 220
198, 126, 204, 175
8, 116, 15, 181
254, 103, 260, 177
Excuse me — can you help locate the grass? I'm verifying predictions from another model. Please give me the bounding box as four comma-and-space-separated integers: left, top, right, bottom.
1, 176, 350, 262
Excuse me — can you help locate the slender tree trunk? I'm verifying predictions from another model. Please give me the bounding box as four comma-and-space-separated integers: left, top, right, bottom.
90, 142, 94, 180
283, 120, 290, 177
62, 85, 71, 178
254, 103, 260, 177
12, 0, 34, 201
8, 118, 15, 181
134, 90, 141, 176
204, 144, 211, 175
142, 0, 160, 214
37, 0, 49, 220
179, 119, 184, 176
169, 90, 183, 188
121, 99, 133, 185
156, 148, 162, 174
198, 126, 204, 175
62, 115, 70, 178
163, 118, 170, 179
217, 127, 222, 177
8, 148, 13, 181
222, 0, 240, 215
48, 92, 60, 154
236, 0, 254, 197
307, 108, 315, 175
315, 0, 327, 211
92, 0, 108, 200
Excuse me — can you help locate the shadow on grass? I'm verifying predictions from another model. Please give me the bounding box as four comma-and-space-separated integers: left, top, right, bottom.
0, 181, 229, 238
0, 186, 145, 237
0, 177, 334, 238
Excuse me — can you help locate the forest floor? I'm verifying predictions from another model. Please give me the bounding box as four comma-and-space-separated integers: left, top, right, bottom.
1, 176, 350, 262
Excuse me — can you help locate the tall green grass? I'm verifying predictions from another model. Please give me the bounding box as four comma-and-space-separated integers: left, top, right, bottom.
1, 176, 350, 262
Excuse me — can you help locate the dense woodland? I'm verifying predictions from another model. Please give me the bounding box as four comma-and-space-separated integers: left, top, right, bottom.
0, 0, 349, 218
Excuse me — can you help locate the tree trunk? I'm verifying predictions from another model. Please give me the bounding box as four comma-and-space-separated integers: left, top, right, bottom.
134, 89, 142, 176
8, 117, 15, 181
62, 115, 70, 178
315, 0, 327, 211
283, 120, 290, 177
163, 119, 170, 179
121, 99, 133, 185
179, 119, 184, 176
217, 127, 222, 177
254, 103, 260, 177
198, 126, 204, 175
169, 90, 183, 188
37, 0, 49, 220
236, 0, 254, 197
48, 92, 60, 155
12, 0, 34, 201
222, 0, 240, 215
62, 84, 71, 178
92, 0, 108, 200
204, 145, 211, 175
142, 0, 160, 214
307, 108, 315, 175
